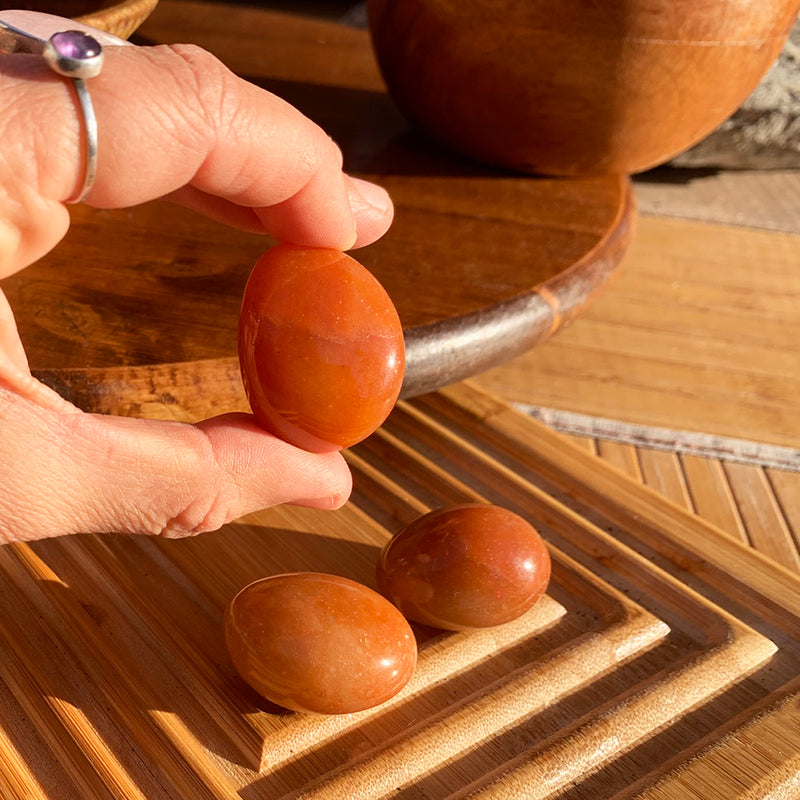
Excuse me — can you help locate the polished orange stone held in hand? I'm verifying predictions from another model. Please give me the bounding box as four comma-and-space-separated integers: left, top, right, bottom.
238, 244, 405, 453
224, 572, 417, 714
377, 504, 551, 631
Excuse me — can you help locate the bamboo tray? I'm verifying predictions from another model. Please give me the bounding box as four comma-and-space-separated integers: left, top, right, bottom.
3, 381, 800, 799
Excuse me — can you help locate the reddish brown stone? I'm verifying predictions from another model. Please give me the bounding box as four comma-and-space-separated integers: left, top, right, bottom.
378, 504, 551, 631
238, 245, 405, 452
224, 572, 417, 714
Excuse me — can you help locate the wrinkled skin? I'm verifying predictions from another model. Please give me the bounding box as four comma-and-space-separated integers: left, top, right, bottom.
0, 14, 394, 542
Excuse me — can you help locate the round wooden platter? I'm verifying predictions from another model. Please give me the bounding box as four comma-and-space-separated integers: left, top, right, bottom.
6, 4, 635, 417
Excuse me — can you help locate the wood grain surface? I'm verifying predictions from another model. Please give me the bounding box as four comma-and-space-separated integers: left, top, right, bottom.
1, 382, 799, 799
475, 211, 800, 449
2, 2, 633, 400
565, 432, 800, 576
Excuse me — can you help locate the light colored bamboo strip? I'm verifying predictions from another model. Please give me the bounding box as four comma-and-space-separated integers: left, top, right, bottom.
766, 469, 800, 556
0, 734, 49, 800
679, 453, 749, 545
621, 682, 800, 800
596, 441, 643, 481
556, 427, 750, 543
544, 425, 753, 551
474, 216, 800, 449
0, 663, 92, 800
568, 434, 598, 455
635, 449, 694, 511
459, 627, 777, 800
3, 545, 243, 800
560, 431, 800, 576
291, 607, 670, 800
722, 462, 800, 574
546, 425, 779, 567
0, 645, 90, 800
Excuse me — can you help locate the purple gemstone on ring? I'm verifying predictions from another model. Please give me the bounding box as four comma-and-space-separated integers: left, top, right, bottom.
49, 30, 101, 61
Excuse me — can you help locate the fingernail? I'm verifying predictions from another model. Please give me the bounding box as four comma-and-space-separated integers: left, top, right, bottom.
293, 490, 349, 511
341, 227, 358, 251
351, 177, 392, 214
328, 488, 350, 510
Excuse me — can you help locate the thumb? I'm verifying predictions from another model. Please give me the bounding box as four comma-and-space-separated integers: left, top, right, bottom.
0, 388, 352, 543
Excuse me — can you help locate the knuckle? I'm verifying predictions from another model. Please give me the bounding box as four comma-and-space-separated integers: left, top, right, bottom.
152, 43, 233, 146
153, 428, 241, 539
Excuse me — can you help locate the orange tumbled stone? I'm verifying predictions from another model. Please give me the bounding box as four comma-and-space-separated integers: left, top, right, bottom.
224, 572, 417, 714
377, 504, 551, 631
238, 244, 405, 453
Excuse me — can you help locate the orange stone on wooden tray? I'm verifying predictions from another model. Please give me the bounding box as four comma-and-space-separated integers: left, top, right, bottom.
238, 244, 405, 453
224, 572, 417, 714
377, 504, 551, 631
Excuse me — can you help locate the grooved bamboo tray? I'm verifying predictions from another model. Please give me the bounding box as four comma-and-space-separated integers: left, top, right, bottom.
3, 381, 800, 799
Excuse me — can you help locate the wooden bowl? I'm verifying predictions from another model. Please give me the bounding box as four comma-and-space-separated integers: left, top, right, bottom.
18, 0, 159, 39
367, 0, 800, 175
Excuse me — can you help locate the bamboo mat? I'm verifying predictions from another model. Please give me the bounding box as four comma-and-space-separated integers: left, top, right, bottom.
4, 381, 800, 799
556, 428, 800, 577
474, 169, 800, 578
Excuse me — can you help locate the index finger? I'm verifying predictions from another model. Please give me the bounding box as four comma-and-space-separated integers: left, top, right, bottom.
0, 30, 392, 254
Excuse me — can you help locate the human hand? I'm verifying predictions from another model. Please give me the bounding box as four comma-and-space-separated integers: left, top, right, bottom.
0, 13, 394, 543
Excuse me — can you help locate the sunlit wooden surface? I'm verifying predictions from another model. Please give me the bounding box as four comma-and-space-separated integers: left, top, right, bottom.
3, 383, 800, 799
474, 169, 800, 575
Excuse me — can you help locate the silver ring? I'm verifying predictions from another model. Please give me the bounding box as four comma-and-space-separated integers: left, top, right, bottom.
0, 18, 104, 204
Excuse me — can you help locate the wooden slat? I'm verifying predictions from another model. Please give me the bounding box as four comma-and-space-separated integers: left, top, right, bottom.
520, 409, 800, 575
474, 215, 800, 450
722, 462, 800, 574
765, 469, 800, 551
595, 441, 642, 481
563, 433, 800, 576
635, 449, 693, 511
679, 454, 749, 544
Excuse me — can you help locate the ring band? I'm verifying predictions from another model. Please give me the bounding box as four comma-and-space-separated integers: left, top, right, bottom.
0, 17, 104, 204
